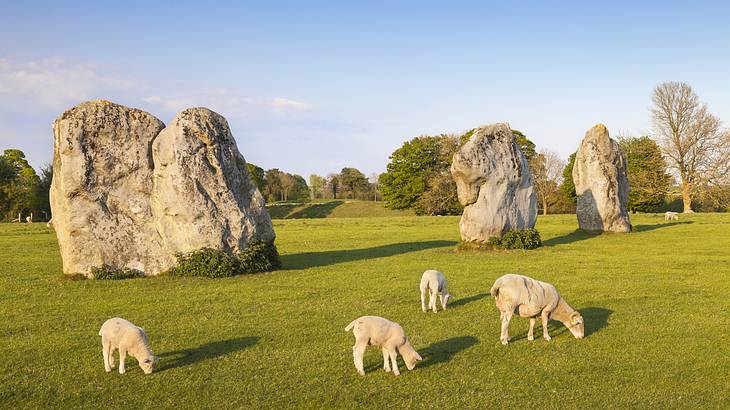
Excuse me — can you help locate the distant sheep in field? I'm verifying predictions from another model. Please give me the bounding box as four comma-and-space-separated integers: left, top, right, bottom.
490, 274, 584, 345
664, 211, 679, 221
419, 269, 451, 313
344, 316, 422, 376
99, 318, 158, 374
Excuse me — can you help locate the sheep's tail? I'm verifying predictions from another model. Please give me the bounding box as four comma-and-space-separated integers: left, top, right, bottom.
344, 320, 358, 332
490, 283, 500, 298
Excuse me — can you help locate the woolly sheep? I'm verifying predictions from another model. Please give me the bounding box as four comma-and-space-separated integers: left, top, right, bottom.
490, 274, 584, 345
664, 211, 679, 221
99, 318, 158, 374
344, 316, 422, 376
419, 269, 452, 313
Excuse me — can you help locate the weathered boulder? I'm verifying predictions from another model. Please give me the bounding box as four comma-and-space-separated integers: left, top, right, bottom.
450, 123, 537, 242
572, 124, 632, 232
50, 100, 275, 276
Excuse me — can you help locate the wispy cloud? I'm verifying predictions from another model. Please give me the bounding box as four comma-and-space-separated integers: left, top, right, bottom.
142, 90, 313, 117
0, 58, 135, 110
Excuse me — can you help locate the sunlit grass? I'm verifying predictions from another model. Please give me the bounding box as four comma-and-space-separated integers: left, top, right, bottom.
1, 213, 729, 408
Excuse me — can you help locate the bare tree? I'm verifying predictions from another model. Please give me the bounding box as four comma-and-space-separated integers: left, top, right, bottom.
530, 149, 566, 215
280, 173, 295, 201
651, 82, 730, 212
368, 172, 380, 201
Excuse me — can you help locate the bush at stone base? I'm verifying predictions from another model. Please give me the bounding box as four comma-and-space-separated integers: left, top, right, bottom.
458, 228, 542, 251
167, 241, 282, 278
90, 265, 145, 280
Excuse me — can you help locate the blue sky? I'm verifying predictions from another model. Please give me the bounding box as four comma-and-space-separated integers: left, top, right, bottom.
1, 1, 729, 178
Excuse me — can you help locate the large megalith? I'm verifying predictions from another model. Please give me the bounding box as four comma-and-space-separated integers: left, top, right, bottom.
50, 100, 276, 276
572, 124, 632, 232
450, 123, 537, 243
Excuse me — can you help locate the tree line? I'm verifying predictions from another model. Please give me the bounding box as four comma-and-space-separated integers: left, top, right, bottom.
378, 82, 730, 215
0, 149, 52, 221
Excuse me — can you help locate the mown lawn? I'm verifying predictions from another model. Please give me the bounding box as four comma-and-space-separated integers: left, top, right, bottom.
1, 213, 729, 408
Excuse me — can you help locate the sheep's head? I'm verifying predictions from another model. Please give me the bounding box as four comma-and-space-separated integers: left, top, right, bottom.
139, 356, 159, 374
564, 312, 584, 339
398, 338, 423, 370
443, 294, 452, 309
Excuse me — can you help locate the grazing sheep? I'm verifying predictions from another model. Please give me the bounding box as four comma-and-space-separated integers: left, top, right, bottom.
664, 211, 679, 221
344, 316, 422, 376
419, 269, 452, 313
98, 318, 158, 374
490, 274, 584, 345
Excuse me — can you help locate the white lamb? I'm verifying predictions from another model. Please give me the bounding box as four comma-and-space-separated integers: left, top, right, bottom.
490, 274, 584, 345
664, 211, 679, 221
344, 316, 422, 376
98, 318, 158, 374
419, 269, 452, 313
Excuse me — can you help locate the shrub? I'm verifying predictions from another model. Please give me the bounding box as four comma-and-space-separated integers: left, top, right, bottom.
238, 241, 282, 273
90, 265, 144, 280
167, 248, 240, 278
168, 241, 282, 278
497, 228, 542, 250
459, 228, 542, 251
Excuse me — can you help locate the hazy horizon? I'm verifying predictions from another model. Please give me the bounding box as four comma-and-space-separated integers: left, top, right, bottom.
2, 1, 729, 178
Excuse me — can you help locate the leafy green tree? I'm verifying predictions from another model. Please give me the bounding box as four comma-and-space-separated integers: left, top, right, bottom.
512, 129, 537, 160
338, 167, 370, 199
246, 163, 266, 193
380, 136, 444, 209
34, 164, 52, 219
309, 174, 326, 199
619, 136, 672, 212
289, 174, 310, 201
415, 173, 462, 215
561, 152, 577, 203
263, 168, 284, 202
1, 149, 40, 219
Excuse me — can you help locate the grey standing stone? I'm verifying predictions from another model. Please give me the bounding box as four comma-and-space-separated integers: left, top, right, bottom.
572, 124, 632, 233
450, 123, 537, 242
50, 100, 275, 276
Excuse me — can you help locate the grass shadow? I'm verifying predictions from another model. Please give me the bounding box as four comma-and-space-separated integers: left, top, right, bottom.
633, 221, 693, 232
288, 201, 344, 219
542, 229, 602, 247
267, 204, 301, 219
419, 336, 479, 368
281, 240, 457, 270
448, 293, 487, 309
580, 306, 613, 337
158, 337, 259, 371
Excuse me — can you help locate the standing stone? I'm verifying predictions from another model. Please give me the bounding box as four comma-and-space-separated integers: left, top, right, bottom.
450, 123, 537, 242
572, 124, 632, 232
50, 100, 276, 276
151, 108, 274, 256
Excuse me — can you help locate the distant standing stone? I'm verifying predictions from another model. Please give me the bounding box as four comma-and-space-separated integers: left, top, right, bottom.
572, 124, 632, 232
450, 123, 537, 242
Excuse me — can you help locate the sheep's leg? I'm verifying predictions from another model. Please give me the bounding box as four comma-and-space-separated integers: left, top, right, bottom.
420, 288, 427, 312
541, 310, 552, 341
388, 347, 400, 376
430, 291, 438, 313
118, 348, 127, 374
102, 339, 111, 372
528, 318, 535, 341
500, 310, 513, 345
382, 348, 391, 372
352, 342, 367, 376
439, 294, 445, 310
108, 347, 116, 369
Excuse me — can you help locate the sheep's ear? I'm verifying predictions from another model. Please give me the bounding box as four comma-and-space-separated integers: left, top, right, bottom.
416, 353, 423, 361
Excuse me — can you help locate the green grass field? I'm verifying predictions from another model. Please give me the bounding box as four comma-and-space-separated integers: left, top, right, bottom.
1, 213, 729, 408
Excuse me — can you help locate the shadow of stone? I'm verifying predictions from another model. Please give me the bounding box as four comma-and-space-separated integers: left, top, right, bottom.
418, 336, 479, 368
448, 293, 487, 309
158, 337, 259, 371
633, 221, 694, 232
281, 240, 457, 270
542, 229, 603, 246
